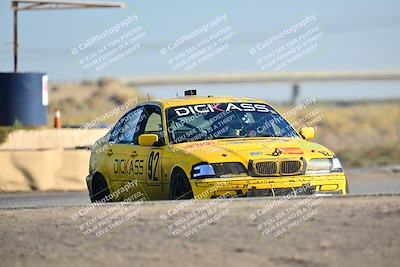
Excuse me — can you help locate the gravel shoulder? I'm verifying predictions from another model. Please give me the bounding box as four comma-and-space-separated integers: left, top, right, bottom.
0, 195, 399, 267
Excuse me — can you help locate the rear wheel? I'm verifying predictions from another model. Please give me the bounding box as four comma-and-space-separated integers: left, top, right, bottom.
169, 169, 194, 200
90, 174, 111, 203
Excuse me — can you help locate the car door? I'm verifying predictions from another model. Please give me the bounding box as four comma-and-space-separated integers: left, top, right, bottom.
133, 105, 168, 200
106, 106, 147, 201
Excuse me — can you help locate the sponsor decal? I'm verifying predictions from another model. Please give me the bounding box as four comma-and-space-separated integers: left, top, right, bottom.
114, 159, 144, 175
174, 103, 270, 116
279, 147, 304, 155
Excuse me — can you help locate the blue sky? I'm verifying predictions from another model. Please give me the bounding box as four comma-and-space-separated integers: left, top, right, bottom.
1, 0, 400, 101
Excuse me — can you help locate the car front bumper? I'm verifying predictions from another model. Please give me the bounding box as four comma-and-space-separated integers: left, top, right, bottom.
191, 173, 347, 198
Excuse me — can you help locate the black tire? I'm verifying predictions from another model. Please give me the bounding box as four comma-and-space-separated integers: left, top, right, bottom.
90, 174, 111, 203
169, 169, 194, 200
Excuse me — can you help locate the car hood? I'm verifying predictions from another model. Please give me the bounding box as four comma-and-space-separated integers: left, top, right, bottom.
172, 138, 334, 164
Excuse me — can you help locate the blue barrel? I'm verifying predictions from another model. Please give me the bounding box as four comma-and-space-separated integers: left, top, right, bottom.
0, 72, 48, 126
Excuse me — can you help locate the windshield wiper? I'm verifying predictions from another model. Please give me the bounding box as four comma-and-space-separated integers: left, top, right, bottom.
212, 136, 242, 140
242, 133, 275, 138
256, 134, 276, 137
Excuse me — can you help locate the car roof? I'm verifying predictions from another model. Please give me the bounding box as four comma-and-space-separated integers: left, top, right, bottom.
147, 96, 267, 108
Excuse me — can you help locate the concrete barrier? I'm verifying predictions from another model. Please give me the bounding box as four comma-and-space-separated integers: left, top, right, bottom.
0, 129, 109, 192
0, 149, 90, 192
0, 128, 109, 150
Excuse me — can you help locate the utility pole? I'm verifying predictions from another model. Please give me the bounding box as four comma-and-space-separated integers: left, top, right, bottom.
291, 83, 299, 105
11, 0, 125, 72
13, 1, 18, 72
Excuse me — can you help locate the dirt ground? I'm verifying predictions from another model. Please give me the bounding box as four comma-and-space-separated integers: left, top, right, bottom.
0, 195, 399, 267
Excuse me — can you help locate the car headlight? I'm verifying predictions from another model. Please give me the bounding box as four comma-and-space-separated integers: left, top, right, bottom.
331, 158, 343, 173
191, 163, 247, 179
192, 164, 216, 179
306, 157, 344, 175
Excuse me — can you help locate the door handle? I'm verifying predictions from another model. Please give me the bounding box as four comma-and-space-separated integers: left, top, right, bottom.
107, 149, 113, 156
130, 151, 138, 157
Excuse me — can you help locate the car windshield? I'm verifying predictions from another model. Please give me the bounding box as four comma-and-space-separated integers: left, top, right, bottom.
166, 102, 299, 144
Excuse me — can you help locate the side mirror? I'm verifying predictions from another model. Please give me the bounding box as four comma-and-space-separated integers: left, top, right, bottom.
299, 127, 315, 140
138, 134, 159, 146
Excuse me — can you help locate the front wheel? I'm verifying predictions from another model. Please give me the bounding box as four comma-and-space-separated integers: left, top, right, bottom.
169, 169, 194, 200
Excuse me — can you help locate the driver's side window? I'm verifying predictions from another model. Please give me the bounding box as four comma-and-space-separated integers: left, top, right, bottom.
141, 106, 165, 145
144, 112, 162, 133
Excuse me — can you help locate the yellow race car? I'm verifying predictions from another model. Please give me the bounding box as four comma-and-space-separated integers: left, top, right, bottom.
86, 90, 348, 202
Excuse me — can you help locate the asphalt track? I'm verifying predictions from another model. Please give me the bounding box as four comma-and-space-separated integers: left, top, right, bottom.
0, 167, 399, 209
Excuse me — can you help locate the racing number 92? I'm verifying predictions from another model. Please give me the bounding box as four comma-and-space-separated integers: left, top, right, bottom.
148, 151, 160, 181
